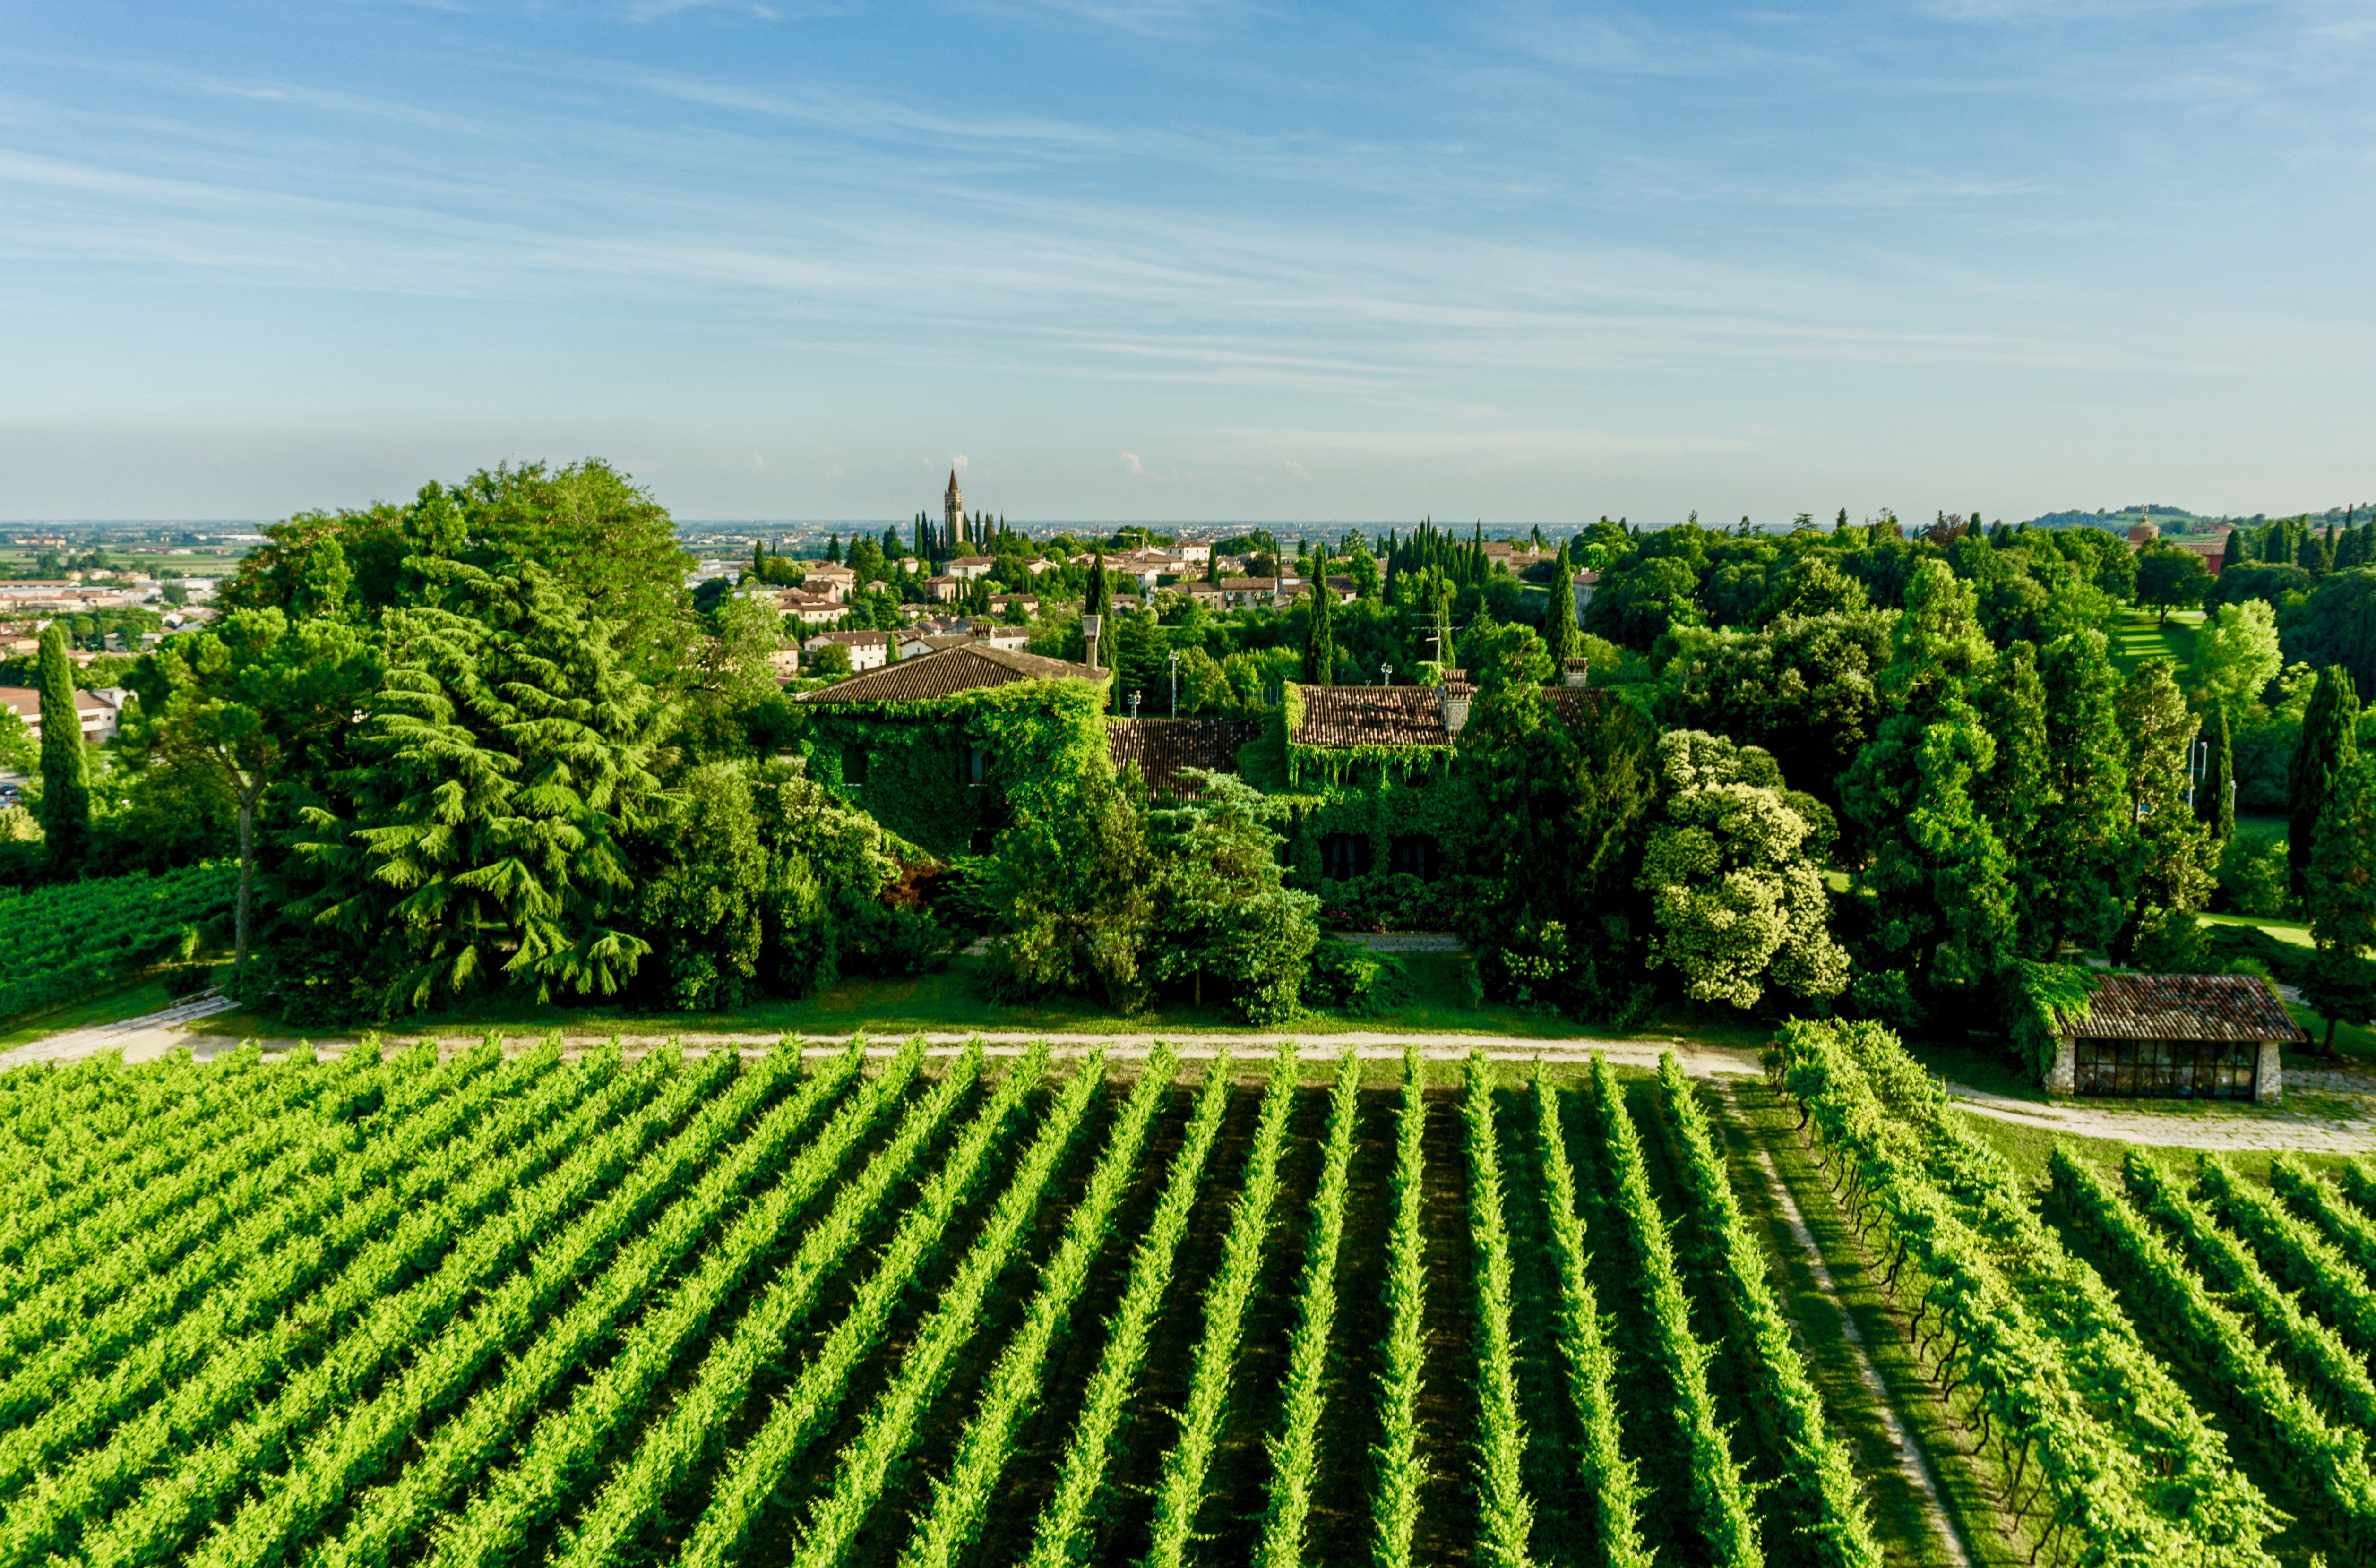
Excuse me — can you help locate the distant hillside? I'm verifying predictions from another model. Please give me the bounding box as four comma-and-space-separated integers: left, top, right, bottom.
2020, 504, 2236, 536
2021, 502, 2370, 537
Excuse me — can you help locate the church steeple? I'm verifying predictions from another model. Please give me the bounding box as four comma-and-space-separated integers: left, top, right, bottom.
944, 469, 965, 547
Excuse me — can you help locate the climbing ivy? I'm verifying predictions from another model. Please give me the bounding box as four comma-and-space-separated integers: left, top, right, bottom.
798, 679, 1110, 859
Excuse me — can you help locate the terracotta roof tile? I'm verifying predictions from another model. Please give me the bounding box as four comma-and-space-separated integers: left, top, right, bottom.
798, 643, 1103, 704
1293, 687, 1449, 749
2057, 972, 2308, 1043
1107, 718, 1259, 797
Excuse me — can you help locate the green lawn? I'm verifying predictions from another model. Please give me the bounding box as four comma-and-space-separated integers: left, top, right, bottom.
184, 951, 1772, 1051
2233, 814, 2288, 850
0, 975, 184, 1051
2108, 604, 2201, 673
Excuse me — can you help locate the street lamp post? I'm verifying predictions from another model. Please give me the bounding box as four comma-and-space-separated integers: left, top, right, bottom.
1169, 649, 1181, 717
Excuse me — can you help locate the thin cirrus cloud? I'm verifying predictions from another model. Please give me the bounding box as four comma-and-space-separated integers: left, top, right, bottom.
0, 0, 2372, 522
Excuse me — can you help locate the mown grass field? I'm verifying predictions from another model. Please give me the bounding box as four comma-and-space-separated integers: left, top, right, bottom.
9, 1027, 2374, 1568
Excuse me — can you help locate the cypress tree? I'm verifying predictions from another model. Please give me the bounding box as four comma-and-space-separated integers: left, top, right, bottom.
1541, 541, 1582, 678
826, 532, 842, 564
2197, 702, 2236, 845
34, 624, 87, 872
1302, 545, 1334, 685
2290, 664, 2360, 898
2307, 750, 2376, 1054
752, 539, 764, 574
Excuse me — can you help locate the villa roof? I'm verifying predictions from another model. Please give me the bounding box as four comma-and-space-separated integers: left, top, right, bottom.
1293, 686, 1450, 749
2054, 972, 2308, 1043
1107, 717, 1259, 797
799, 642, 1102, 704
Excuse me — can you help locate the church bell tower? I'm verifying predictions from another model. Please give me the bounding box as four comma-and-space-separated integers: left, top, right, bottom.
944, 470, 965, 547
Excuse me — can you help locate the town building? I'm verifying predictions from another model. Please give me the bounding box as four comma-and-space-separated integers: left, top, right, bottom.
0, 686, 128, 744
802, 629, 895, 672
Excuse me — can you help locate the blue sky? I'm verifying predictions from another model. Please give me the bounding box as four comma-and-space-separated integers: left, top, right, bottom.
2, 0, 2372, 524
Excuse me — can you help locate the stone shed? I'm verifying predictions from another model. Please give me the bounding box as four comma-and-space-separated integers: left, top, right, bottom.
2046, 972, 2308, 1103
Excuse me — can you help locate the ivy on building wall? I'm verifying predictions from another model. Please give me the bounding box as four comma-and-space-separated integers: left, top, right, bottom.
800, 678, 1111, 860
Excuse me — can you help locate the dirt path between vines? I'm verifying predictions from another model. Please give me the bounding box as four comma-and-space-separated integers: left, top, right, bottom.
8, 1006, 2374, 1154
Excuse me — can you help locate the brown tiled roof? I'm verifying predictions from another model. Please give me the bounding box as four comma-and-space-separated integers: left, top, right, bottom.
799, 643, 1104, 704
1544, 687, 1611, 725
1293, 686, 1450, 749
1108, 718, 1259, 797
1216, 576, 1283, 592
2057, 972, 2309, 1043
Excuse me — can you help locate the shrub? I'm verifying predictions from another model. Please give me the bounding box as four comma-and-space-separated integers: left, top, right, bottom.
1846, 967, 1922, 1028
1302, 938, 1413, 1016
2217, 834, 2293, 917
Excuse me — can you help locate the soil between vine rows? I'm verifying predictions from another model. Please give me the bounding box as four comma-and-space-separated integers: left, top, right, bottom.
8, 1049, 2184, 1568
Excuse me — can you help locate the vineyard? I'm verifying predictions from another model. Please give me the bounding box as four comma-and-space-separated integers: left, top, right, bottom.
1, 1029, 2372, 1568
0, 862, 233, 1016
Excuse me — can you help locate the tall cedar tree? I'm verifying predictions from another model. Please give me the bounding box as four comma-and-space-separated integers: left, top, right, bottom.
1541, 541, 1583, 677
33, 624, 88, 871
290, 562, 673, 1011
1302, 545, 1334, 685
2290, 665, 2361, 898
2197, 702, 2236, 844
2306, 750, 2376, 1053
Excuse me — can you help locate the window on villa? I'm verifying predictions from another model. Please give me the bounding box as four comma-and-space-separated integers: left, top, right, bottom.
1389, 834, 1439, 881
1320, 834, 1370, 881
844, 746, 867, 786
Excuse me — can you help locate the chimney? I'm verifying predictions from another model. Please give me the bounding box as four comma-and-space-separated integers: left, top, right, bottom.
1563, 657, 1590, 688
1438, 668, 1471, 734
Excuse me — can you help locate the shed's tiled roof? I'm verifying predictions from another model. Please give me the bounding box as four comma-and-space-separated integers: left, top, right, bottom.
1293, 687, 1450, 749
2057, 972, 2308, 1043
1107, 718, 1259, 797
799, 643, 1103, 704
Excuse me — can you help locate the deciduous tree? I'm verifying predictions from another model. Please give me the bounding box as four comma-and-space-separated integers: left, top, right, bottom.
2190, 599, 2283, 726
2135, 543, 2212, 625
1636, 730, 1847, 1010
125, 607, 379, 970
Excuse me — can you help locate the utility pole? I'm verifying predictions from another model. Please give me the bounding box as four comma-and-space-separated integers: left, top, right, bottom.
1169, 649, 1181, 717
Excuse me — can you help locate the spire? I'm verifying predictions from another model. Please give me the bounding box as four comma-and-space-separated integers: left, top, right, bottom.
946, 469, 960, 498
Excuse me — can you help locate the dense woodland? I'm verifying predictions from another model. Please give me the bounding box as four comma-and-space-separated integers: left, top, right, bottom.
3, 466, 2372, 1061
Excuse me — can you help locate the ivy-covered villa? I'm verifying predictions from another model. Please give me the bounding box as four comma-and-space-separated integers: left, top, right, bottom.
797, 643, 1108, 858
